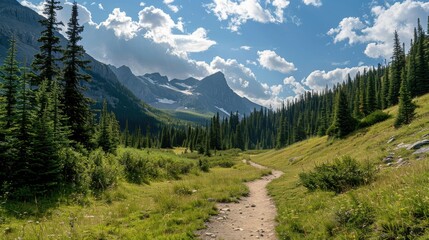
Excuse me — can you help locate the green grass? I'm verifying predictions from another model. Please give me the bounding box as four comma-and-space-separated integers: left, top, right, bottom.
250, 94, 429, 239
0, 149, 268, 239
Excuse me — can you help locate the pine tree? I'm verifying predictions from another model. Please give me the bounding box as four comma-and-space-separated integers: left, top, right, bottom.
96, 100, 117, 153
276, 114, 287, 149
327, 89, 356, 138
10, 66, 34, 193
394, 68, 416, 128
1, 37, 20, 129
32, 0, 64, 86
30, 80, 62, 193
388, 31, 405, 106
415, 18, 429, 95
62, 2, 92, 147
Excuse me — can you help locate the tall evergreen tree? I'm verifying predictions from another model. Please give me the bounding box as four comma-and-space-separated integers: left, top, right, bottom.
30, 80, 62, 193
32, 0, 64, 86
394, 68, 416, 128
415, 19, 429, 95
1, 37, 20, 129
10, 66, 34, 193
388, 31, 405, 106
62, 2, 92, 147
327, 90, 356, 138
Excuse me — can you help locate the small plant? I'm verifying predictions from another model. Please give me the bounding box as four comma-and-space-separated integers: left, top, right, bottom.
299, 156, 376, 193
327, 195, 375, 238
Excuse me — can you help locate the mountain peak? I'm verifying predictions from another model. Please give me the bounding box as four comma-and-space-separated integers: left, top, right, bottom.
144, 72, 169, 84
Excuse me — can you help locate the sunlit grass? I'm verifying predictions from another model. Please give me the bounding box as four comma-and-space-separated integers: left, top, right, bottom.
0, 149, 268, 239
250, 94, 429, 239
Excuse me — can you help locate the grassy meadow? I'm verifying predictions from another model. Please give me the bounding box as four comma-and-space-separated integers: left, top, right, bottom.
0, 148, 269, 239
250, 94, 429, 239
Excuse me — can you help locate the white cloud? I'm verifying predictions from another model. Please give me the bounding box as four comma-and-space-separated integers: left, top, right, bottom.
303, 66, 368, 92
138, 6, 216, 55
98, 3, 104, 10
270, 84, 283, 96
97, 6, 216, 56
140, 2, 145, 7
303, 0, 322, 7
205, 0, 290, 32
328, 0, 429, 59
246, 60, 257, 65
240, 45, 252, 51
283, 76, 307, 95
331, 60, 350, 66
98, 8, 140, 40
257, 50, 296, 74
163, 0, 179, 13
20, 0, 44, 14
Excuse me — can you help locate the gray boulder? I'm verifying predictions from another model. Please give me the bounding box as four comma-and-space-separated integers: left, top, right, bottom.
407, 139, 429, 150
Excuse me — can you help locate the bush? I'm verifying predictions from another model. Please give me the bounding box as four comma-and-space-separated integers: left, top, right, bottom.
88, 149, 121, 191
358, 110, 390, 128
299, 156, 375, 193
119, 151, 150, 184
198, 158, 210, 172
59, 148, 90, 191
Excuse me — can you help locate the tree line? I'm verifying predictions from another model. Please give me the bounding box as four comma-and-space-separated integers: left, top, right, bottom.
0, 0, 121, 198
147, 17, 428, 152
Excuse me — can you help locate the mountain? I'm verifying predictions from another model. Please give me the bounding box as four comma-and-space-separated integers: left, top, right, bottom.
109, 65, 262, 117
0, 0, 160, 130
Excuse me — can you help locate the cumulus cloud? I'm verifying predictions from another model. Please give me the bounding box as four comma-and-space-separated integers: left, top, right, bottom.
303, 0, 322, 7
240, 45, 252, 51
205, 0, 290, 32
303, 66, 368, 92
257, 50, 296, 74
283, 76, 307, 95
98, 8, 140, 40
328, 0, 429, 59
97, 6, 216, 56
163, 0, 179, 13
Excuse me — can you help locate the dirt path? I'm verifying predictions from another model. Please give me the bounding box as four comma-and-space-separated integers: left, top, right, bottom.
197, 161, 284, 240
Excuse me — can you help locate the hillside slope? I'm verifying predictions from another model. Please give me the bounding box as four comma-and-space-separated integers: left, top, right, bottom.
250, 93, 429, 239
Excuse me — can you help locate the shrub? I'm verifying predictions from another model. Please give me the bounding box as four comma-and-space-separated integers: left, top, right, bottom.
119, 151, 150, 184
358, 110, 390, 128
198, 158, 210, 172
88, 149, 121, 191
59, 148, 90, 191
299, 156, 375, 193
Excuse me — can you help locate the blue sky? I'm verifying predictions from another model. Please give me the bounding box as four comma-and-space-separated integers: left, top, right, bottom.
21, 0, 429, 107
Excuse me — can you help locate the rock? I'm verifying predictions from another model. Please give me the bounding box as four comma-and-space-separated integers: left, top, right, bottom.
192, 189, 197, 193
413, 147, 429, 155
387, 137, 395, 144
396, 143, 411, 149
234, 227, 244, 231
221, 208, 230, 212
387, 163, 394, 167
251, 204, 256, 208
383, 153, 394, 164
407, 139, 429, 150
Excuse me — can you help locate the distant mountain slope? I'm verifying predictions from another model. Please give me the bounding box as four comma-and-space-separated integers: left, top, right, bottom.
110, 65, 262, 117
0, 0, 160, 130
